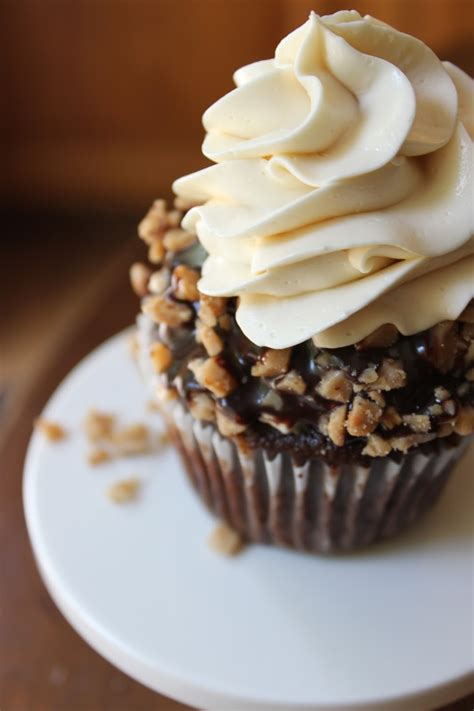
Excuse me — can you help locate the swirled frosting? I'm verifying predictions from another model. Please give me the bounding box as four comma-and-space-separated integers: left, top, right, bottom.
173, 10, 474, 348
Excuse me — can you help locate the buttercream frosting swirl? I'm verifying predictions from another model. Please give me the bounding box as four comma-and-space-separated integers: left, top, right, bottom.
173, 10, 474, 348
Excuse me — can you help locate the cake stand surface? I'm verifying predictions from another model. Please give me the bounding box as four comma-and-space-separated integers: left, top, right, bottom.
23, 331, 474, 711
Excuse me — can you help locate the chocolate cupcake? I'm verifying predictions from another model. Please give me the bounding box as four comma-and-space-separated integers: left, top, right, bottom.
132, 11, 474, 553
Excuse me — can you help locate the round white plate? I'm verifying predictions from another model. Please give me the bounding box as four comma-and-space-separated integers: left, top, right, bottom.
24, 331, 474, 711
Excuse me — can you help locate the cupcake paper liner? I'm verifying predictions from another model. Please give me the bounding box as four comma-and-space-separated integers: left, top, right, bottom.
163, 400, 468, 553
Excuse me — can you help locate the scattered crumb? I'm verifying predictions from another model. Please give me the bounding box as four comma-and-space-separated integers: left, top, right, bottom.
113, 423, 151, 455
107, 477, 141, 503
83, 409, 115, 443
87, 448, 112, 466
83, 406, 167, 467
208, 523, 244, 557
34, 418, 67, 442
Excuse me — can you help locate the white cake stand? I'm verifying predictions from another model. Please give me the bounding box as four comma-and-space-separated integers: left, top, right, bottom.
23, 331, 474, 711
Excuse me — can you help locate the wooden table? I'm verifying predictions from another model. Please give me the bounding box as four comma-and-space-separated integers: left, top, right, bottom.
0, 210, 472, 710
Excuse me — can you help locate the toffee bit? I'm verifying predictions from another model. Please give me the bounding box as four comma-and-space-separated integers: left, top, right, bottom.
345, 395, 382, 437
208, 523, 244, 556
107, 477, 141, 504
150, 342, 173, 374
251, 348, 291, 378
113, 423, 151, 456
316, 369, 352, 403
34, 418, 67, 442
129, 262, 152, 297
83, 409, 116, 443
87, 448, 112, 466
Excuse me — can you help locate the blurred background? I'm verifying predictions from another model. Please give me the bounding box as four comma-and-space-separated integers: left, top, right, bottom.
1, 1, 473, 709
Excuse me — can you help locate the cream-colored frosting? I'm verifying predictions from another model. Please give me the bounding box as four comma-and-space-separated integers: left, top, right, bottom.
173, 10, 474, 348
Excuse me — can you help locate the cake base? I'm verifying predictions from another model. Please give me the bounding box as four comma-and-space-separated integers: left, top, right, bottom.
24, 331, 474, 710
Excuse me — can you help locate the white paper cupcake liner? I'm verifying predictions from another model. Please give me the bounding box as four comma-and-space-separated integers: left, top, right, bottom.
162, 400, 469, 553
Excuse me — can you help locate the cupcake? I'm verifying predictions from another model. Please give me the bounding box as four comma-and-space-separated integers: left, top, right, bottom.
132, 11, 474, 553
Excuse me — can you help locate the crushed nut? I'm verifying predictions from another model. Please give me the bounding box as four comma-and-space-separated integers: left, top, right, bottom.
316, 370, 353, 403
428, 321, 457, 373
381, 406, 402, 429
208, 523, 243, 556
327, 405, 347, 446
315, 352, 332, 368
261, 389, 283, 410
362, 434, 392, 457
434, 386, 450, 401
465, 368, 474, 382
373, 359, 406, 391
318, 413, 330, 436
189, 357, 237, 397
199, 295, 228, 327
402, 414, 431, 434
150, 342, 172, 373
188, 392, 215, 422
359, 367, 378, 384
427, 403, 444, 416
138, 200, 168, 244
355, 324, 399, 350
129, 262, 152, 297
107, 477, 141, 503
216, 408, 247, 437
34, 418, 67, 442
83, 409, 115, 442
275, 370, 306, 395
163, 228, 196, 253
197, 321, 223, 357
345, 395, 382, 437
172, 265, 200, 301
443, 399, 456, 416
142, 295, 192, 327
389, 433, 436, 453
367, 391, 386, 407
148, 240, 165, 264
113, 424, 150, 455
454, 406, 474, 435
251, 348, 291, 378
87, 448, 112, 466
148, 267, 171, 295
259, 412, 292, 434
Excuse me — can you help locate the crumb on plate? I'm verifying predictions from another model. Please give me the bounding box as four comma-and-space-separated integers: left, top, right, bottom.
34, 418, 67, 442
107, 477, 141, 503
87, 448, 112, 466
208, 523, 244, 557
83, 409, 116, 443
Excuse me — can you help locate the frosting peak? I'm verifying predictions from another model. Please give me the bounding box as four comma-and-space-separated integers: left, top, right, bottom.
173, 11, 474, 348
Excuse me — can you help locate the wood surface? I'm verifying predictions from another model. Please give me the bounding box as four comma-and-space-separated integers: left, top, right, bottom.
2, 0, 473, 210
0, 211, 190, 710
